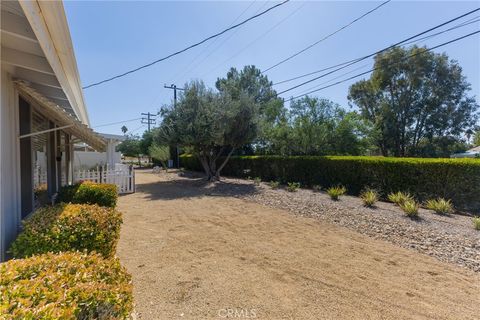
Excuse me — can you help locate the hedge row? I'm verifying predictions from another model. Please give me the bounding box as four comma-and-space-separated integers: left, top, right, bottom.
9, 203, 122, 259
4, 184, 132, 319
181, 155, 480, 212
58, 181, 118, 208
0, 252, 132, 319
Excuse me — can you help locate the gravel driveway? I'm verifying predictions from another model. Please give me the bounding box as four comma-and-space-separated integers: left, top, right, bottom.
117, 170, 479, 320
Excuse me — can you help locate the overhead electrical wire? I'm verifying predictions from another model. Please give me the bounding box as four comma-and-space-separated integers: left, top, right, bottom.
275, 8, 480, 95
293, 63, 371, 97
282, 30, 480, 102
261, 0, 392, 73
147, 1, 259, 113
273, 12, 480, 86
93, 117, 142, 128
129, 124, 147, 134
169, 0, 259, 84
83, 0, 290, 89
205, 1, 305, 76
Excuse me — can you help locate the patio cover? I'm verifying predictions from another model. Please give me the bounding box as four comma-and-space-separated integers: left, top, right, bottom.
14, 80, 106, 151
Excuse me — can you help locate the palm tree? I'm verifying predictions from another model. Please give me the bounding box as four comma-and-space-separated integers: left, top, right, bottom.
121, 125, 128, 135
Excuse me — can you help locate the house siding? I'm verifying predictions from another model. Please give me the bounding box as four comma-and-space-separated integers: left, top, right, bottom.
0, 70, 21, 261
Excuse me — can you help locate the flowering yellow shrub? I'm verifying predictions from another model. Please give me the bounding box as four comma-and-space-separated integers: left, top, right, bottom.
0, 252, 133, 319
9, 203, 122, 258
58, 181, 118, 208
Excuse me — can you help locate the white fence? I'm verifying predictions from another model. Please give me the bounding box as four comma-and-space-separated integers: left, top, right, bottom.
74, 164, 135, 194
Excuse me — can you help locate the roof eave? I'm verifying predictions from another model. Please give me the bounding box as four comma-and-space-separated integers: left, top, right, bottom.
18, 0, 90, 126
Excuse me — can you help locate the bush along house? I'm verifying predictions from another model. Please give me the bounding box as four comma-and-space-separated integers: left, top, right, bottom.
0, 0, 106, 260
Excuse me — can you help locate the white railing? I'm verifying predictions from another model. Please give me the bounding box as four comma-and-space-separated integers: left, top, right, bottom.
74, 165, 135, 194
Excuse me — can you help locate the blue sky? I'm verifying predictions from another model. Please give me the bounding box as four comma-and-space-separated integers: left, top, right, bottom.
64, 1, 480, 135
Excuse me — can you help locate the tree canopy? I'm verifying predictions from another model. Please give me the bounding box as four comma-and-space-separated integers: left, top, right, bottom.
348, 45, 479, 156
157, 80, 260, 180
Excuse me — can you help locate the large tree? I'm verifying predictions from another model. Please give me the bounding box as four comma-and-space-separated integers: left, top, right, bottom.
260, 96, 373, 156
216, 65, 285, 150
348, 46, 479, 157
157, 80, 259, 180
116, 134, 142, 165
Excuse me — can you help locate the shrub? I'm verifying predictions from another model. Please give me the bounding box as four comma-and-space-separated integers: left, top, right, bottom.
57, 183, 80, 203
388, 191, 414, 206
58, 181, 118, 208
0, 252, 132, 319
360, 189, 378, 207
425, 198, 454, 215
400, 200, 419, 218
269, 181, 280, 189
180, 155, 480, 212
253, 177, 262, 185
327, 186, 346, 200
312, 185, 322, 192
9, 203, 122, 258
74, 181, 118, 207
287, 182, 300, 192
473, 217, 480, 230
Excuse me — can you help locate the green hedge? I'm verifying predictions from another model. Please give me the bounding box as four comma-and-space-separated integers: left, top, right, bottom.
0, 252, 132, 319
181, 155, 480, 212
58, 181, 118, 208
10, 203, 122, 258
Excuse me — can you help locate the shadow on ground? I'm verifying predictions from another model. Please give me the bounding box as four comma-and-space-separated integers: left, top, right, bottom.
135, 171, 258, 201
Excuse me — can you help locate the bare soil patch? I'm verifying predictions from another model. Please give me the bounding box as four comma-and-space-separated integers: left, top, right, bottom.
117, 170, 479, 320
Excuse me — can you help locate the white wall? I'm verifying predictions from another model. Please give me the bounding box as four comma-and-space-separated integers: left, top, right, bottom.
74, 150, 121, 170
0, 70, 21, 261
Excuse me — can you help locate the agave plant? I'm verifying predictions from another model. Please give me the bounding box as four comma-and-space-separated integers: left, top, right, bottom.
327, 186, 346, 200
269, 181, 280, 189
473, 216, 480, 231
360, 189, 378, 207
400, 200, 419, 218
287, 182, 300, 192
425, 198, 453, 215
388, 191, 413, 206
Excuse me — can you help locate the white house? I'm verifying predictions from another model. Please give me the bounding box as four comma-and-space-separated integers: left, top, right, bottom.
74, 133, 125, 170
0, 1, 106, 260
451, 146, 480, 158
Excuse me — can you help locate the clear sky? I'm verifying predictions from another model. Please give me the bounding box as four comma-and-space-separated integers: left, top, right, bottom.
64, 1, 480, 135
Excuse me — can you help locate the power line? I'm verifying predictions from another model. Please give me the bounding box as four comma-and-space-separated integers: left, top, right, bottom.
261, 0, 392, 73
93, 117, 142, 128
276, 8, 480, 95
82, 0, 290, 89
274, 12, 480, 86
129, 124, 146, 135
147, 2, 260, 113
205, 1, 305, 76
282, 30, 480, 102
170, 0, 259, 84
293, 63, 370, 97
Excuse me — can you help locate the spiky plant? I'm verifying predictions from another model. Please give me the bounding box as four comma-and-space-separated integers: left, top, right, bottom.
425, 198, 453, 215
400, 200, 419, 218
327, 186, 346, 200
360, 189, 378, 207
388, 191, 413, 206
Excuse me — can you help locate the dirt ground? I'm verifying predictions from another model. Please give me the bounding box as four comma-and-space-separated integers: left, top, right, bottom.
117, 170, 479, 320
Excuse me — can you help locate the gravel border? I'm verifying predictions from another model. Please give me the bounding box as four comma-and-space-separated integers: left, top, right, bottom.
177, 171, 480, 272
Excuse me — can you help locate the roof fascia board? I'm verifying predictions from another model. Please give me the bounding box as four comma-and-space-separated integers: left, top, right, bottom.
17, 0, 90, 126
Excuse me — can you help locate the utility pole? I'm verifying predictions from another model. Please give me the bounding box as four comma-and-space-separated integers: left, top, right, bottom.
164, 84, 185, 107
164, 84, 185, 168
141, 112, 156, 132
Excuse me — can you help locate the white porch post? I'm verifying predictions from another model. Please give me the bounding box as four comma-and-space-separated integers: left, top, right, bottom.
106, 138, 118, 167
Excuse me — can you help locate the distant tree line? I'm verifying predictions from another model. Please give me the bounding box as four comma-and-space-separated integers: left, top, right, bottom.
118, 45, 479, 178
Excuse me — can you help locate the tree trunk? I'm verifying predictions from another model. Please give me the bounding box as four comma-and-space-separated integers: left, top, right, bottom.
197, 148, 234, 181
